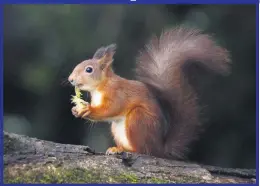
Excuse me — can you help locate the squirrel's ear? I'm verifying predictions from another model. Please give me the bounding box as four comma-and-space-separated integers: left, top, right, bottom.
94, 44, 116, 70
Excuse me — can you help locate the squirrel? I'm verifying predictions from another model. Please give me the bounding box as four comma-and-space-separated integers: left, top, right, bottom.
68, 26, 231, 159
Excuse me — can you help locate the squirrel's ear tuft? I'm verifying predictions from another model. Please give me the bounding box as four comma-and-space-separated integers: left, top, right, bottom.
93, 44, 117, 70
93, 46, 106, 59
93, 44, 117, 60
106, 44, 117, 55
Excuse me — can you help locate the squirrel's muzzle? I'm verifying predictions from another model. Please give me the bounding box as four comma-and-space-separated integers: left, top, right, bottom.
68, 75, 76, 86
70, 80, 76, 86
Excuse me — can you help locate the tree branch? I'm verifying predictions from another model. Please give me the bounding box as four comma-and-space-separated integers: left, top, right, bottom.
3, 132, 256, 183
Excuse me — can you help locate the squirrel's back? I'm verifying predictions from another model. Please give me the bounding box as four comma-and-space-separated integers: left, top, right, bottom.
135, 26, 231, 159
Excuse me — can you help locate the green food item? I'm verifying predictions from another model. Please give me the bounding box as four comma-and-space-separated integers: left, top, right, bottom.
71, 87, 85, 107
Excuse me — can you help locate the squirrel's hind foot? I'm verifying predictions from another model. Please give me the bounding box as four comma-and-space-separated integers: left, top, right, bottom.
106, 146, 124, 155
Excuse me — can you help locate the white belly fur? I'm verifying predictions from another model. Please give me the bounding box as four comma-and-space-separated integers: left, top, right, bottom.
111, 117, 132, 150
89, 90, 131, 150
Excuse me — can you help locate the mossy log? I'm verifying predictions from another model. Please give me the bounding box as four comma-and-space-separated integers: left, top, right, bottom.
4, 131, 256, 183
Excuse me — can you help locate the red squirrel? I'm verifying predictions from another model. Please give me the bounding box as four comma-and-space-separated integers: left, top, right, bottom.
68, 26, 231, 159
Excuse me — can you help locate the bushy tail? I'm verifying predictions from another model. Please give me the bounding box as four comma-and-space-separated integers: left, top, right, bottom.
135, 26, 231, 159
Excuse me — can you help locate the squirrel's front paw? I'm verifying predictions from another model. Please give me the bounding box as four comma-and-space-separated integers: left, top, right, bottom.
71, 102, 91, 119
72, 106, 80, 118
106, 147, 124, 155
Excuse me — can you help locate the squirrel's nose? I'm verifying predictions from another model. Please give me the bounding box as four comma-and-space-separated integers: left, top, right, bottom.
70, 80, 76, 86
68, 76, 76, 86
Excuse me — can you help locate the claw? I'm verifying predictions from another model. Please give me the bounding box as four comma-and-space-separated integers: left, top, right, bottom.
71, 102, 91, 119
71, 107, 80, 118
106, 147, 123, 155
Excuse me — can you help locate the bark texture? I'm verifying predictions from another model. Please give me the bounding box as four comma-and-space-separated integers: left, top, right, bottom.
4, 132, 256, 183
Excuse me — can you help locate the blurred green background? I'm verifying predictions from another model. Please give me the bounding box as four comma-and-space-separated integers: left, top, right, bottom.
3, 4, 256, 169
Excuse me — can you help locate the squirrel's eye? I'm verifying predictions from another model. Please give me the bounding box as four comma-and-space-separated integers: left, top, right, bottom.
85, 66, 93, 73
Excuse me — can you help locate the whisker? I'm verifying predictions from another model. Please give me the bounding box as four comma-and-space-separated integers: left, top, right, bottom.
85, 120, 96, 135
89, 120, 95, 130
60, 78, 71, 86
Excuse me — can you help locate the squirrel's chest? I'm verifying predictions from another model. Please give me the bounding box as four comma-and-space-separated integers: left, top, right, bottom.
111, 117, 132, 151
90, 90, 103, 107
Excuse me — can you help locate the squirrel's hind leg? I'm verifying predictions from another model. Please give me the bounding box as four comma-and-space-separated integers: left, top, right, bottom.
125, 107, 164, 156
